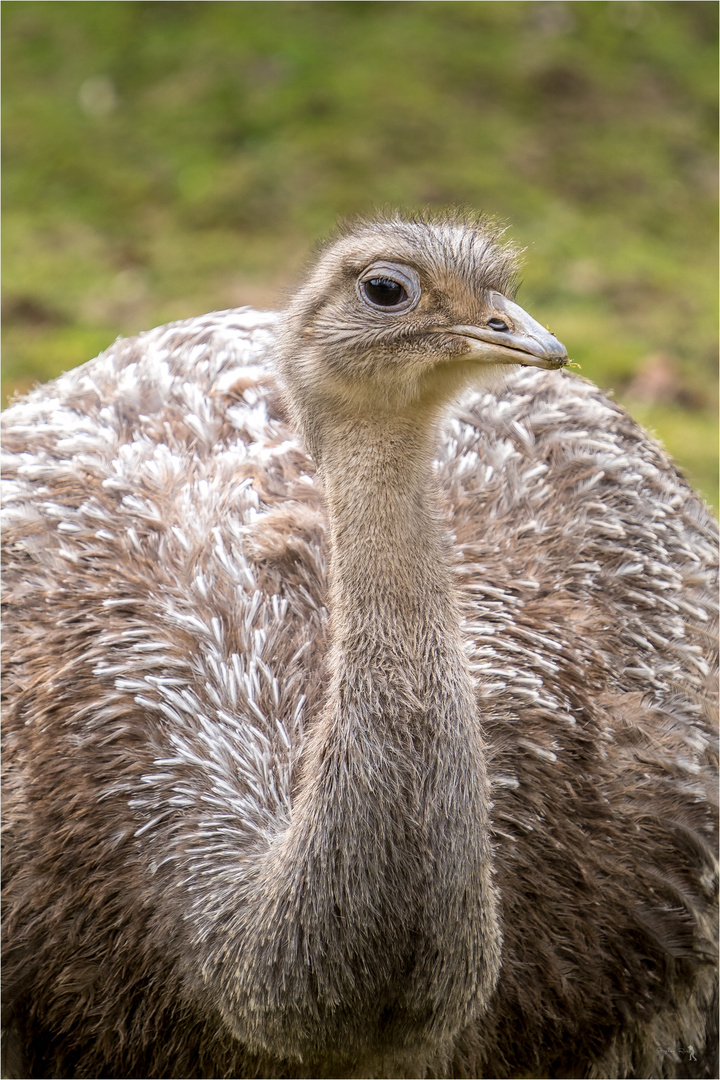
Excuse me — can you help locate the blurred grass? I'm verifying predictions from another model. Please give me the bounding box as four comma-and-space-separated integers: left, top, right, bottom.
2, 0, 717, 507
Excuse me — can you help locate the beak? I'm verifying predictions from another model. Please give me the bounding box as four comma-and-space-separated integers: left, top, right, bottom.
446, 291, 568, 370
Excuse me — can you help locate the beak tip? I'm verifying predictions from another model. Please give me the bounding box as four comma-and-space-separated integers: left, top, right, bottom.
537, 338, 569, 370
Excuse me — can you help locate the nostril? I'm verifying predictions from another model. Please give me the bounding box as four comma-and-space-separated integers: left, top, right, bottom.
486, 318, 509, 332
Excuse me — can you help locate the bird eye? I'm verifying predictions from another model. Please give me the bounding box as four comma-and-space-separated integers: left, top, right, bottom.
356, 262, 420, 314
487, 318, 509, 332
363, 278, 407, 307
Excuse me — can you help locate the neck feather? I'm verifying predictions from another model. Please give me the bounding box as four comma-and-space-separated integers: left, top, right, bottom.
214, 411, 501, 1069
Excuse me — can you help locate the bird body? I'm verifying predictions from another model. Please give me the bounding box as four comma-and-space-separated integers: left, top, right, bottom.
2, 216, 717, 1078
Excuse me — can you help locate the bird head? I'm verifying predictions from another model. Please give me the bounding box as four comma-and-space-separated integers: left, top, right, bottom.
275, 213, 568, 455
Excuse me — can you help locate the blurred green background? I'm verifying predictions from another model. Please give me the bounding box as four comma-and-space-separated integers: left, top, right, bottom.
3, 0, 717, 507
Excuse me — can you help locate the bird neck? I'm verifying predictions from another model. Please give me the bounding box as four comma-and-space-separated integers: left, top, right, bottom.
221, 412, 501, 1069
322, 412, 460, 634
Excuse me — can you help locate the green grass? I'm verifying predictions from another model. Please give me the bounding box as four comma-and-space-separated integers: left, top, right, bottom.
3, 0, 717, 507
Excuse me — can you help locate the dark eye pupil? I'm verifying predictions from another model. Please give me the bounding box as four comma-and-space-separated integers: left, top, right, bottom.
487, 317, 509, 331
364, 278, 406, 307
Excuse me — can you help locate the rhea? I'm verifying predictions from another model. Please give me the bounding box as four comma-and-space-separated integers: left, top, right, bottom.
2, 214, 717, 1079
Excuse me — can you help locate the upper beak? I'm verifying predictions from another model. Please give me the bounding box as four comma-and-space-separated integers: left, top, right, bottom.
447, 291, 568, 370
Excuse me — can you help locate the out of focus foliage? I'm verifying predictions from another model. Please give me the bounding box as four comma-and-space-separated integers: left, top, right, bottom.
3, 0, 717, 504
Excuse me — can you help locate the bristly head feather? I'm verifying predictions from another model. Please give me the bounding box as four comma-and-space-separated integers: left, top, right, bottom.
331, 207, 522, 299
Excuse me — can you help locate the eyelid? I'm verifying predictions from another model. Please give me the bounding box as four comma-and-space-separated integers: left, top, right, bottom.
356, 262, 421, 313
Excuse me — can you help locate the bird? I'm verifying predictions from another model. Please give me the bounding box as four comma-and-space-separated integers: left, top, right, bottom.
1, 211, 717, 1080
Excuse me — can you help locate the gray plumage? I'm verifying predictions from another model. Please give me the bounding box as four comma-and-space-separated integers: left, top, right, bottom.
2, 213, 717, 1079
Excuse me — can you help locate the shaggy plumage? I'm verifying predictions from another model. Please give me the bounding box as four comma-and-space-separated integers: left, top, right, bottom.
2, 214, 717, 1079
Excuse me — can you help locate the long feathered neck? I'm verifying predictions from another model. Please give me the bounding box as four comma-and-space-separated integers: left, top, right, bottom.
219, 410, 501, 1072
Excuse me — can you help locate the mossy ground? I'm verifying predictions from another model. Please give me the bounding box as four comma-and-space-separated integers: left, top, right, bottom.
3, 0, 717, 507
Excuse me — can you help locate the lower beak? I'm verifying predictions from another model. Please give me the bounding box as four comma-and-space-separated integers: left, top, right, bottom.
448, 292, 568, 370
